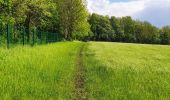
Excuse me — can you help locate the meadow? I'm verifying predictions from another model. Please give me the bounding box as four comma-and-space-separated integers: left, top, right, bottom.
0, 41, 170, 99
84, 42, 170, 99
0, 42, 83, 99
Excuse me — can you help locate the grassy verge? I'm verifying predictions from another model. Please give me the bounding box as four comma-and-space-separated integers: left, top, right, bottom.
84, 42, 170, 100
0, 42, 82, 99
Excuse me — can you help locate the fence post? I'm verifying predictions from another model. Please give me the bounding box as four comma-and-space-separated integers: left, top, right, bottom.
7, 23, 10, 49
53, 32, 55, 42
57, 33, 58, 41
0, 25, 1, 46
46, 32, 48, 43
22, 27, 25, 46
32, 28, 35, 46
40, 31, 42, 44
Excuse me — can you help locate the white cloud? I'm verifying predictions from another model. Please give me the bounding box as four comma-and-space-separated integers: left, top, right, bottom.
87, 0, 170, 27
87, 0, 146, 17
133, 0, 170, 27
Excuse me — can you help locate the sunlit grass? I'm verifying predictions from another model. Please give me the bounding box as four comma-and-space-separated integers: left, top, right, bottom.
0, 42, 82, 99
1, 41, 170, 99
84, 42, 170, 100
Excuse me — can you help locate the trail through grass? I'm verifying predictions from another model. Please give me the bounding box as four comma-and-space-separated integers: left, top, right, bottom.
74, 43, 87, 100
1, 41, 170, 99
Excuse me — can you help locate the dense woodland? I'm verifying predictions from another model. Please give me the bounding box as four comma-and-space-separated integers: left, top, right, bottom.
0, 0, 170, 45
88, 14, 170, 45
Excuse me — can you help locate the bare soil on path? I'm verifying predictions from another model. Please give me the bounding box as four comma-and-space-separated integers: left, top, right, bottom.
74, 43, 87, 100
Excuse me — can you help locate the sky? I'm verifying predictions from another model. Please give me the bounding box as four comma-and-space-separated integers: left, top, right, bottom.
87, 0, 170, 28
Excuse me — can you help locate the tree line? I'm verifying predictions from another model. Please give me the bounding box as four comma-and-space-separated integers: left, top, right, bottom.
0, 0, 170, 45
0, 0, 90, 42
88, 13, 170, 45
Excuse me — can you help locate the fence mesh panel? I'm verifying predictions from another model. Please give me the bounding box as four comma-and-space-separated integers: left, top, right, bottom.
0, 23, 63, 48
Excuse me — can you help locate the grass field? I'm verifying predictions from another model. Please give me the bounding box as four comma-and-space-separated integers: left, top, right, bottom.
84, 42, 170, 99
0, 42, 83, 99
0, 41, 170, 99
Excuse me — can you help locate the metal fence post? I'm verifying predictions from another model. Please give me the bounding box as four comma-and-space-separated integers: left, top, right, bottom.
7, 24, 10, 49
54, 32, 55, 42
57, 33, 58, 41
32, 28, 35, 46
0, 26, 1, 46
40, 31, 42, 44
22, 27, 25, 46
46, 32, 48, 43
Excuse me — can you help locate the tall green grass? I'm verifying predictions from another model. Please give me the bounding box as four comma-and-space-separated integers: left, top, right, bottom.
84, 42, 170, 100
1, 41, 170, 99
0, 42, 82, 99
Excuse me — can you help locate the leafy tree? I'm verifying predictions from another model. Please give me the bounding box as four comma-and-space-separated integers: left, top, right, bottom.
88, 13, 99, 40
120, 16, 136, 42
160, 26, 170, 44
0, 0, 54, 42
110, 16, 122, 41
57, 0, 90, 40
89, 13, 114, 41
134, 20, 143, 43
0, 0, 170, 45
22, 0, 53, 42
140, 22, 159, 44
0, 0, 13, 23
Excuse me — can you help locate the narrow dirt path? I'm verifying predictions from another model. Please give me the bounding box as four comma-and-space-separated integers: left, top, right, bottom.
74, 43, 86, 100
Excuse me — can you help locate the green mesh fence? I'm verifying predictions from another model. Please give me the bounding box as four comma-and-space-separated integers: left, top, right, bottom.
0, 23, 63, 48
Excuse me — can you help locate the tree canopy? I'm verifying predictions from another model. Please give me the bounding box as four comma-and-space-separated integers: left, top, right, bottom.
88, 13, 169, 45
0, 0, 169, 45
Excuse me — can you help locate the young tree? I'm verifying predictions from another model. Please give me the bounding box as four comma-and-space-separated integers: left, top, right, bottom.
57, 0, 90, 40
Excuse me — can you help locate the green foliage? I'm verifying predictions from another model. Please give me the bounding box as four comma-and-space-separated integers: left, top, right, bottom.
120, 16, 136, 42
135, 21, 160, 44
160, 26, 170, 44
57, 0, 90, 40
89, 13, 167, 45
0, 0, 169, 44
110, 16, 122, 41
89, 13, 114, 41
